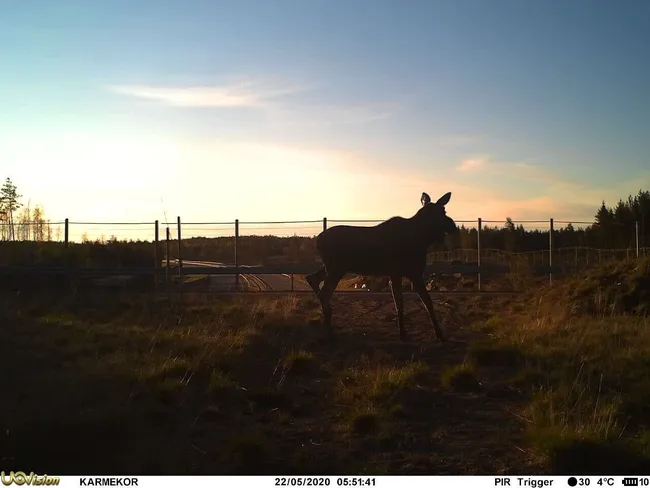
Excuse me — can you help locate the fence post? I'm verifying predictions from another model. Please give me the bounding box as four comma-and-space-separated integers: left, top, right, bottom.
166, 227, 170, 303
549, 218, 553, 285
154, 220, 159, 291
291, 232, 297, 292
477, 217, 482, 291
235, 219, 239, 292
636, 221, 640, 258
323, 217, 327, 232
64, 217, 71, 289
177, 216, 183, 300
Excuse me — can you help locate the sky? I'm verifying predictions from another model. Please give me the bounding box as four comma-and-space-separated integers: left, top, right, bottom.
1, 0, 649, 240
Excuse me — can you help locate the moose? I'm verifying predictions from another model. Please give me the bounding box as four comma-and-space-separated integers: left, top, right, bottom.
306, 191, 458, 342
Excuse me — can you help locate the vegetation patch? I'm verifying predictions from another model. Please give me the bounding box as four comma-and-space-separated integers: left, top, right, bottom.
475, 261, 650, 473
440, 362, 481, 391
283, 349, 315, 375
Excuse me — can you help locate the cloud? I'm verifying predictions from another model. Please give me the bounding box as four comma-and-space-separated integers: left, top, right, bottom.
455, 156, 581, 188
476, 196, 597, 223
107, 77, 400, 126
456, 158, 487, 172
107, 79, 308, 108
364, 158, 614, 224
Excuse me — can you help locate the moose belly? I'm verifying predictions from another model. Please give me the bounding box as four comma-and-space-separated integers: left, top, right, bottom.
324, 246, 424, 276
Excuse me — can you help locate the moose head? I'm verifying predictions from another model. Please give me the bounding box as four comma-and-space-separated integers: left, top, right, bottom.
418, 191, 458, 236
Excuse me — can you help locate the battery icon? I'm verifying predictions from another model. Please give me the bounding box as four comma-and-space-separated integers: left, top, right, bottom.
623, 479, 639, 486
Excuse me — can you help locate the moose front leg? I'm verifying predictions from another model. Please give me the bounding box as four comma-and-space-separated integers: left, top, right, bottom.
389, 275, 406, 341
410, 274, 446, 341
318, 272, 343, 338
306, 267, 326, 297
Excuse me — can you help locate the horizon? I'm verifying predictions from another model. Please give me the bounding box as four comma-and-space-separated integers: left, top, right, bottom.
0, 211, 638, 244
2, 0, 649, 234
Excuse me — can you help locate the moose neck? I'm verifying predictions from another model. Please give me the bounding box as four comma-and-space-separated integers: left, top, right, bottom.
409, 212, 446, 248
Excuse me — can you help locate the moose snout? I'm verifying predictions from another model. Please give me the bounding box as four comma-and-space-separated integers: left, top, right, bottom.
446, 218, 459, 235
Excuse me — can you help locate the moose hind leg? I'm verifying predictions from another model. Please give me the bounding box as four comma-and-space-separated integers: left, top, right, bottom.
389, 275, 406, 341
306, 267, 326, 297
410, 275, 446, 341
318, 272, 343, 337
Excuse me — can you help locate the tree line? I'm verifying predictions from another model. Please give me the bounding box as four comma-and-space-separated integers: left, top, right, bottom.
439, 189, 649, 253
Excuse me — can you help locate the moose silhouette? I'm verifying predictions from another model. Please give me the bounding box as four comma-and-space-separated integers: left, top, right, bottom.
306, 191, 458, 341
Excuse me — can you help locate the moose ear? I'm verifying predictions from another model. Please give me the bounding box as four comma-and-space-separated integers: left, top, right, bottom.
436, 192, 452, 206
421, 192, 431, 206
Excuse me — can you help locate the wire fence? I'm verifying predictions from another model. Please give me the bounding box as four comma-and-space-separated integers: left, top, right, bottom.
1, 217, 646, 282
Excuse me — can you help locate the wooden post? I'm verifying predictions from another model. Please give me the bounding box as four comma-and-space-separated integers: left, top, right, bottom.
477, 218, 482, 291
234, 219, 239, 291
64, 218, 69, 248
154, 220, 159, 290
549, 218, 554, 285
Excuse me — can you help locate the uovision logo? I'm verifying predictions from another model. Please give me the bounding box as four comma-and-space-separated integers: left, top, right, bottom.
0, 472, 60, 486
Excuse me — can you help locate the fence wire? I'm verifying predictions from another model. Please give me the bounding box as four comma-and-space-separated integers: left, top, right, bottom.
1, 216, 645, 269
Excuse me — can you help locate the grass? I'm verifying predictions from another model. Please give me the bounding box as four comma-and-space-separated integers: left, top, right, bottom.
440, 362, 480, 391
468, 258, 650, 473
283, 349, 316, 375
3, 258, 650, 474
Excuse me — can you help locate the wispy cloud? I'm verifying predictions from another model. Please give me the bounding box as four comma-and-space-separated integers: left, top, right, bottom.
455, 156, 576, 186
107, 78, 309, 108
107, 77, 400, 126
456, 157, 487, 172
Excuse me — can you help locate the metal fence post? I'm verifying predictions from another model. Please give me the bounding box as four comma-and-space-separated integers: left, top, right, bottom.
477, 217, 482, 291
291, 233, 296, 292
323, 217, 327, 232
166, 227, 170, 302
177, 216, 183, 299
63, 217, 71, 288
549, 218, 553, 285
154, 220, 159, 291
235, 219, 239, 291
